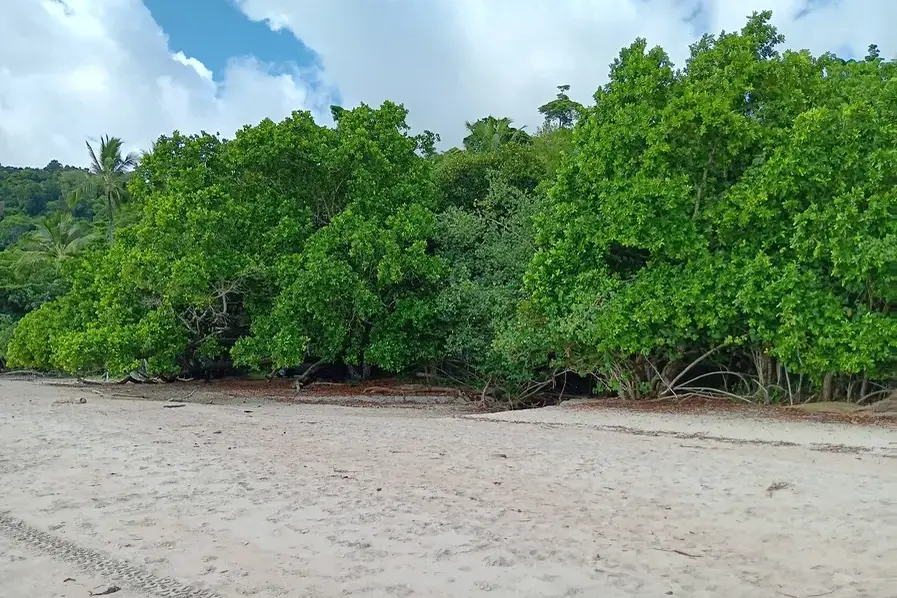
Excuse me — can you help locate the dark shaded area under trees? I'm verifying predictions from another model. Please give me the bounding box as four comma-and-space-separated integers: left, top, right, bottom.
2, 12, 894, 405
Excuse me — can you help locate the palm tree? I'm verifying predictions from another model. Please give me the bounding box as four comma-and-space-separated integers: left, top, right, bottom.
65, 188, 83, 213
17, 213, 96, 271
85, 135, 138, 246
462, 116, 530, 153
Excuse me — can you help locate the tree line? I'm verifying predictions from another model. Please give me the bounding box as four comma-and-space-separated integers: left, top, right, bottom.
2, 13, 894, 404
0, 136, 138, 367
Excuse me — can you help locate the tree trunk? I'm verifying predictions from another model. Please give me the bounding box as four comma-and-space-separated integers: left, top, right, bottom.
107, 193, 115, 246
660, 358, 681, 393
860, 373, 869, 403
296, 360, 324, 385
821, 373, 834, 402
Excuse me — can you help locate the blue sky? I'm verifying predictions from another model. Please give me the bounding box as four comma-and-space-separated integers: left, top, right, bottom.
144, 0, 340, 102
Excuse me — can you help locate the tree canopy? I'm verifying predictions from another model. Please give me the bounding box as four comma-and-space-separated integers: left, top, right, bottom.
2, 11, 894, 403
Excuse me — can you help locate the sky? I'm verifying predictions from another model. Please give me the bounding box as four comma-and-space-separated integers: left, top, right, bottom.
0, 0, 892, 167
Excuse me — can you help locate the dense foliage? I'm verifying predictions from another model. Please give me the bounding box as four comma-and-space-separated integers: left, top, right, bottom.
2, 13, 894, 402
522, 16, 896, 402
0, 159, 107, 367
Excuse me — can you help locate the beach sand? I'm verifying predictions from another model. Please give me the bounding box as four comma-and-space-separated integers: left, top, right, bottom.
1, 379, 895, 597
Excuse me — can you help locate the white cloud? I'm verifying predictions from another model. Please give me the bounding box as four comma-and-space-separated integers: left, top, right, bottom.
1, 0, 893, 167
172, 52, 214, 82
0, 0, 333, 167
233, 0, 896, 144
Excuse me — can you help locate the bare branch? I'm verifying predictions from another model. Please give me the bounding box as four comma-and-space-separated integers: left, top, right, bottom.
663, 344, 726, 396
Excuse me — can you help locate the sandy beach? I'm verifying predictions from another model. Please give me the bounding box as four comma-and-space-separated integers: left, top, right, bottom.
1, 379, 896, 597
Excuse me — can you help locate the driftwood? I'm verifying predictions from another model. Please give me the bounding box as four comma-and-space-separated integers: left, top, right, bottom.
0, 369, 51, 377
362, 386, 401, 395
395, 384, 461, 394
859, 395, 897, 414
74, 371, 171, 385
362, 384, 461, 396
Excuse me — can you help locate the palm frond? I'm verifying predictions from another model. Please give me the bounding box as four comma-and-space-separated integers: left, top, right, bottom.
122, 151, 140, 169
16, 212, 95, 267
86, 140, 102, 174
16, 250, 52, 269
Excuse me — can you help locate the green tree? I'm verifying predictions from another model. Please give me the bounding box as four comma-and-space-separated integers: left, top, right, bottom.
17, 213, 96, 271
462, 116, 530, 152
0, 313, 15, 369
538, 85, 583, 129
865, 44, 880, 61
0, 213, 32, 250
85, 135, 138, 245
434, 170, 546, 391
520, 11, 895, 400
233, 102, 445, 378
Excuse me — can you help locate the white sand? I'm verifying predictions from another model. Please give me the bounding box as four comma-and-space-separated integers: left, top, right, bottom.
475, 401, 897, 454
1, 380, 896, 597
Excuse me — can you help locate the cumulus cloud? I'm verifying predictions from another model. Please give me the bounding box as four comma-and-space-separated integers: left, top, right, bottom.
1, 0, 893, 166
233, 0, 896, 143
0, 0, 334, 167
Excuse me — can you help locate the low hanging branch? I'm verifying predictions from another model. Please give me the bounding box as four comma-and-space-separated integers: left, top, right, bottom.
293, 359, 326, 390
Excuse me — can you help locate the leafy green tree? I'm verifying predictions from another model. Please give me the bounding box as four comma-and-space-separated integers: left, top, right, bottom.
520, 11, 895, 400
538, 85, 583, 129
64, 117, 332, 377
435, 171, 545, 387
0, 163, 84, 217
865, 44, 880, 61
0, 313, 15, 369
0, 213, 32, 250
5, 251, 111, 374
235, 102, 445, 378
433, 142, 543, 210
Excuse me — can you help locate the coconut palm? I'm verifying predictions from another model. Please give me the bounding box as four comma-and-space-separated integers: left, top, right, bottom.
85, 135, 138, 246
17, 213, 96, 271
65, 188, 84, 213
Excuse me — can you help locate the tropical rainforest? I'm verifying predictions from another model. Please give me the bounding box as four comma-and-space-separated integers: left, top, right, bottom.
1, 13, 894, 405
